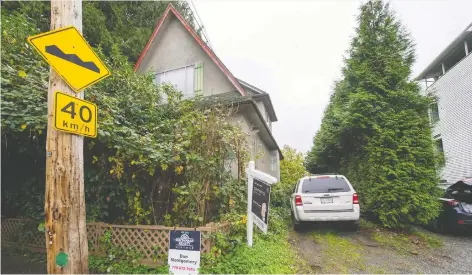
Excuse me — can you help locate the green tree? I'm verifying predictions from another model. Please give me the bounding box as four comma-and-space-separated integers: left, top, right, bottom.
1, 10, 248, 226
305, 0, 441, 228
1, 1, 195, 63
272, 145, 308, 208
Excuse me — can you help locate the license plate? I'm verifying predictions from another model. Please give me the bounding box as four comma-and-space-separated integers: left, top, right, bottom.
321, 197, 333, 204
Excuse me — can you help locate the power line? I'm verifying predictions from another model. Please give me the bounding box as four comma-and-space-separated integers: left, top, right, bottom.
188, 0, 214, 50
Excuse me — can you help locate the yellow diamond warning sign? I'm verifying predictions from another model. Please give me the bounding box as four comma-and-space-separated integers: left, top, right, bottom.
28, 26, 110, 92
54, 92, 97, 138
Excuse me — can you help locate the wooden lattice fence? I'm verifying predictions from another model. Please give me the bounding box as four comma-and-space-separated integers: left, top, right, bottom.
1, 218, 228, 262
1, 218, 45, 250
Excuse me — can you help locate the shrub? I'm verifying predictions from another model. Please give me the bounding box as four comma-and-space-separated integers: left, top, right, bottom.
1, 11, 249, 226
304, 0, 442, 229
272, 146, 307, 208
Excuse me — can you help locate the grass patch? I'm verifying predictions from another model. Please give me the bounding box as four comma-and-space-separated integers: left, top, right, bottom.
372, 227, 443, 254
200, 208, 310, 274
360, 217, 443, 250
311, 230, 385, 274
411, 230, 444, 248
201, 233, 305, 274
372, 231, 412, 253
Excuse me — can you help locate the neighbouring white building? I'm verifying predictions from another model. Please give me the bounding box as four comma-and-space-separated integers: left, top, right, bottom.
416, 22, 472, 187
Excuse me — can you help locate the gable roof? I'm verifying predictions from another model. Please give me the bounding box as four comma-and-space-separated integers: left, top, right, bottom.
134, 3, 246, 96
237, 78, 267, 95
237, 79, 278, 122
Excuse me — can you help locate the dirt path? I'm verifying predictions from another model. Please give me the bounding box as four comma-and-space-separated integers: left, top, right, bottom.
289, 223, 472, 274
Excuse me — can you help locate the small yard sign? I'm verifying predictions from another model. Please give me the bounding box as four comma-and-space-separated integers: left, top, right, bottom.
246, 161, 278, 247
168, 230, 201, 274
251, 178, 272, 233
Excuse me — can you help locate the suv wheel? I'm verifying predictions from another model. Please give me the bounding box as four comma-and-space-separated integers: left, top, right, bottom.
350, 221, 359, 231
294, 222, 302, 231
292, 211, 302, 231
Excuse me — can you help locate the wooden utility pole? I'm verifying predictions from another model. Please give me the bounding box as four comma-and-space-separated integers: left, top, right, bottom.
45, 0, 88, 273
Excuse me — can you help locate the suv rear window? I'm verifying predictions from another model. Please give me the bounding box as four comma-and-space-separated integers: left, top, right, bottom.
301, 177, 351, 193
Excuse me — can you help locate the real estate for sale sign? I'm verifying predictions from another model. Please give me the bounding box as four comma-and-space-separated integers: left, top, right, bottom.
251, 178, 272, 233
168, 230, 201, 274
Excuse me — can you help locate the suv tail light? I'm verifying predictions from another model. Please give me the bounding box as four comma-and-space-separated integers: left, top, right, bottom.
353, 193, 359, 204
448, 200, 459, 206
295, 195, 303, 206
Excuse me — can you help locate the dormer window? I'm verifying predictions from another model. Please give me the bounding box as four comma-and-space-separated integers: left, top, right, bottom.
265, 110, 271, 130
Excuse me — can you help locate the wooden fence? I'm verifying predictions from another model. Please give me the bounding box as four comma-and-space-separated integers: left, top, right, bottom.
1, 218, 227, 262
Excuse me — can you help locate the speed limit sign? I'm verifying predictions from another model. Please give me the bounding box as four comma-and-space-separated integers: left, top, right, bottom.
54, 91, 97, 138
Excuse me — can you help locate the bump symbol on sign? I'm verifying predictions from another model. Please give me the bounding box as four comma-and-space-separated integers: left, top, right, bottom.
27, 26, 111, 92
45, 45, 100, 73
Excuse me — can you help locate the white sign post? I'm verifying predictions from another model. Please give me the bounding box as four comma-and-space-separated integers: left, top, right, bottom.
246, 161, 278, 247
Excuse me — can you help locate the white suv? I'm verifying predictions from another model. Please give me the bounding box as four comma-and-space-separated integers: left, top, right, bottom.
290, 174, 360, 230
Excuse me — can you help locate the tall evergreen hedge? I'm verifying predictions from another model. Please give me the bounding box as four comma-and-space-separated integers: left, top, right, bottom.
305, 0, 442, 228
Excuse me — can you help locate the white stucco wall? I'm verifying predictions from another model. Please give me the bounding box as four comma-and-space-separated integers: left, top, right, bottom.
427, 53, 472, 184
254, 134, 279, 180
227, 113, 279, 180
137, 15, 236, 96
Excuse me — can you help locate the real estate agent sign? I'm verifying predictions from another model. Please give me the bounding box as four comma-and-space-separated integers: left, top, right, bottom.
252, 178, 271, 233
168, 230, 201, 274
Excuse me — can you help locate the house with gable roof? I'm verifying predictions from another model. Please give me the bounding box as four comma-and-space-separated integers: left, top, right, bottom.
134, 4, 282, 180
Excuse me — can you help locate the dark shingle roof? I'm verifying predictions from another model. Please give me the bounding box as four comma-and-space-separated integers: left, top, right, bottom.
237, 78, 267, 95
197, 92, 254, 108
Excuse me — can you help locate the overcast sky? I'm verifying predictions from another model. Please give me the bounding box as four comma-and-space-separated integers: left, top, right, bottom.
192, 0, 472, 153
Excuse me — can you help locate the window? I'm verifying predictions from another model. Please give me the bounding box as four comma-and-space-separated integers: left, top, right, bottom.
155, 65, 195, 98
430, 103, 439, 123
435, 138, 444, 153
270, 152, 277, 171
301, 177, 351, 193
252, 138, 257, 168
265, 110, 272, 130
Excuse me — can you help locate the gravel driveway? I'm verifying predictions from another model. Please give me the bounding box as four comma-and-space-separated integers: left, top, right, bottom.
290, 224, 472, 274
435, 233, 472, 274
